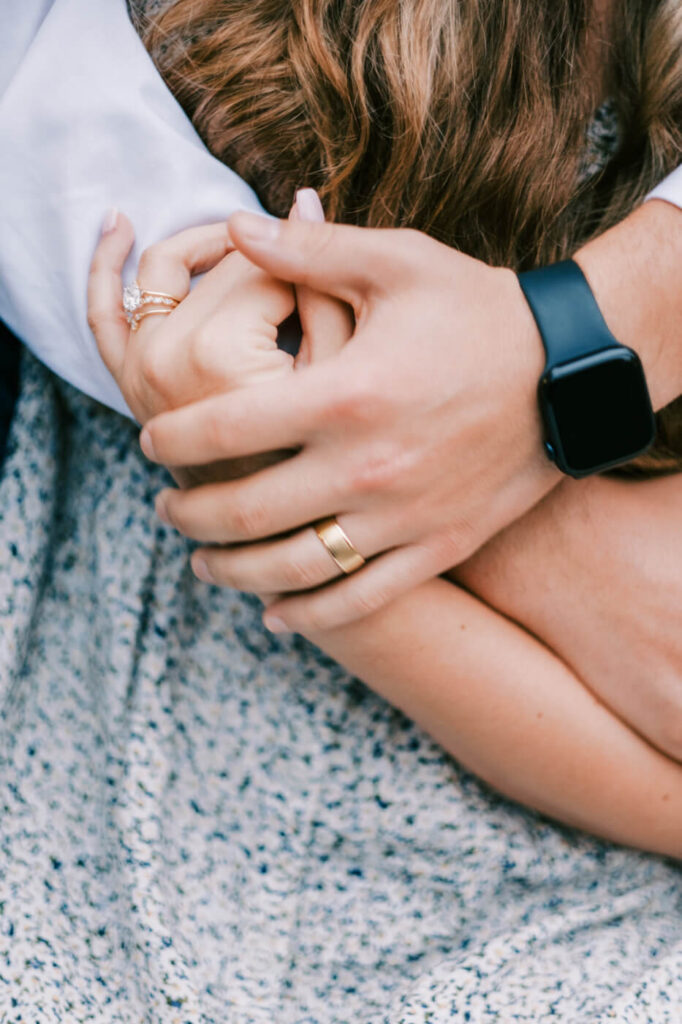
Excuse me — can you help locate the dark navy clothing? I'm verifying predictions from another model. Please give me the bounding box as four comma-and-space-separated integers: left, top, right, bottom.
0, 323, 20, 470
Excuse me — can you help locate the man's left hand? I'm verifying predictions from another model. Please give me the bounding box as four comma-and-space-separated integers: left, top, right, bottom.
142, 213, 561, 633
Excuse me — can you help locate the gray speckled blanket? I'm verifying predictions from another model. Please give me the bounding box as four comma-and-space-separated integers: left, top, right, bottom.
1, 353, 681, 1022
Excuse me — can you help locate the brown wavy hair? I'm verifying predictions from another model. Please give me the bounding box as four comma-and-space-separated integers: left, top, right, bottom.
137, 0, 682, 474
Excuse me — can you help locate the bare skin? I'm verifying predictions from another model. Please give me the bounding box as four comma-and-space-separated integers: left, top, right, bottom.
87, 199, 682, 857
453, 471, 682, 764
139, 200, 682, 638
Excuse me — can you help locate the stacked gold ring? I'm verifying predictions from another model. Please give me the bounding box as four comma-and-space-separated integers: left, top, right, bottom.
123, 282, 181, 332
314, 517, 366, 575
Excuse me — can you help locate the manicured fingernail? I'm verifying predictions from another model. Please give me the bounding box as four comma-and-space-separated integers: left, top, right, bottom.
231, 211, 281, 244
139, 427, 157, 461
295, 189, 325, 222
155, 492, 170, 524
101, 207, 119, 235
263, 614, 290, 634
192, 556, 214, 584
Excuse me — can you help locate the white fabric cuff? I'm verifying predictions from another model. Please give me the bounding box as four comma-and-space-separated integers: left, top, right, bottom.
646, 165, 682, 210
0, 0, 266, 418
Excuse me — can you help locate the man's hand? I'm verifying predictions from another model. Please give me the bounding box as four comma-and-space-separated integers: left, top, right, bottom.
141, 213, 561, 633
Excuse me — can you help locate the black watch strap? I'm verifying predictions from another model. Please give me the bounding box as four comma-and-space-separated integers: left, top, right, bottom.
518, 259, 617, 365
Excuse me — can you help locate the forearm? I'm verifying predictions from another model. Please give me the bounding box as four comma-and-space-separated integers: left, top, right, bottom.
576, 199, 682, 411
305, 577, 682, 858
453, 470, 682, 763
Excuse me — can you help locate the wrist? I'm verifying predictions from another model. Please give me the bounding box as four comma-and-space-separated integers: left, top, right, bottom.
517, 258, 656, 478
574, 199, 682, 412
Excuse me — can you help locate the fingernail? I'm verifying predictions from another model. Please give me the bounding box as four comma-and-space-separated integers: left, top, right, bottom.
231, 211, 281, 244
192, 556, 214, 584
263, 613, 290, 635
155, 492, 171, 524
139, 427, 157, 461
295, 189, 325, 222
101, 207, 119, 235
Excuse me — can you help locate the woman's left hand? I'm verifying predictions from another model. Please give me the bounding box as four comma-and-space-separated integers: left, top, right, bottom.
87, 212, 296, 427
87, 211, 304, 486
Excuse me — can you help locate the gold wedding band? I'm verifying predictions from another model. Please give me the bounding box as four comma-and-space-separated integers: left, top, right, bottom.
129, 307, 177, 331
314, 517, 366, 575
138, 289, 180, 304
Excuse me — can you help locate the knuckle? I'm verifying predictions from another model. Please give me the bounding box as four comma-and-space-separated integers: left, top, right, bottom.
299, 583, 388, 633
389, 229, 435, 284
188, 326, 218, 377
299, 601, 335, 634
88, 251, 113, 278
352, 457, 396, 496
228, 495, 269, 540
279, 556, 321, 592
349, 585, 388, 621
431, 521, 476, 568
205, 405, 233, 455
139, 341, 169, 395
400, 227, 429, 252
348, 443, 404, 495
137, 243, 165, 278
399, 227, 431, 260
86, 307, 101, 333
326, 375, 381, 426
87, 305, 118, 335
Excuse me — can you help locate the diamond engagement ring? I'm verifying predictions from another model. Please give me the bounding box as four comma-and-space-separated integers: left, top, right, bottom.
123, 281, 181, 331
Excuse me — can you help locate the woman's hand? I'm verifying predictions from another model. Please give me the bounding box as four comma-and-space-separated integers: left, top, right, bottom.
453, 472, 682, 763
87, 212, 303, 486
87, 213, 295, 427
140, 214, 561, 633
87, 195, 351, 492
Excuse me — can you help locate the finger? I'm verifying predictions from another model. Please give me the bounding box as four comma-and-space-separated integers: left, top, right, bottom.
291, 189, 353, 367
154, 451, 344, 543
140, 364, 336, 465
87, 208, 135, 374
133, 221, 236, 337
190, 513, 378, 594
262, 542, 445, 634
228, 210, 412, 311
297, 277, 354, 367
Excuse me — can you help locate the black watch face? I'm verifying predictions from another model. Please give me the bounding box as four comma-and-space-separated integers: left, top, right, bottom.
540, 347, 656, 476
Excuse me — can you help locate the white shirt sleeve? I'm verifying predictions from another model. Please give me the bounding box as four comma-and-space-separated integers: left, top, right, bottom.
5, 0, 680, 420
647, 165, 682, 210
0, 0, 57, 96
0, 0, 266, 418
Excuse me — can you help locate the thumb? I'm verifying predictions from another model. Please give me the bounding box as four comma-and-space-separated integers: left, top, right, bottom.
87, 208, 135, 376
290, 190, 354, 367
228, 209, 398, 311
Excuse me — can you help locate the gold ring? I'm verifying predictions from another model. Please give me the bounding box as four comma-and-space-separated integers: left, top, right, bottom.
314, 517, 366, 575
123, 281, 181, 331
128, 307, 176, 332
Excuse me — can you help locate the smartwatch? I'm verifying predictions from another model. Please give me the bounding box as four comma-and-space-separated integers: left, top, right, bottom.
518, 259, 656, 478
